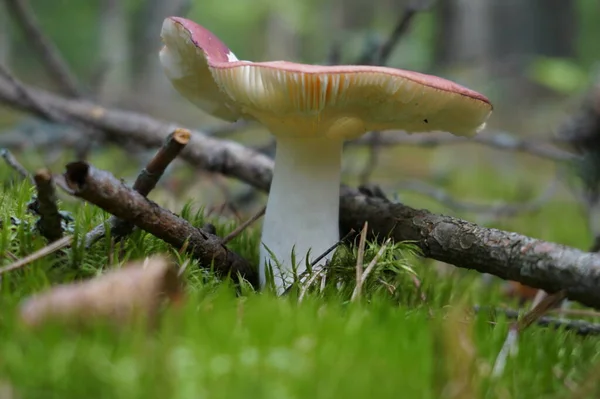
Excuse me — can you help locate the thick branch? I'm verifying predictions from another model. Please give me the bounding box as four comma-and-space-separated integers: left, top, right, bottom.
85, 128, 190, 246
4, 79, 600, 308
339, 187, 600, 309
63, 162, 258, 288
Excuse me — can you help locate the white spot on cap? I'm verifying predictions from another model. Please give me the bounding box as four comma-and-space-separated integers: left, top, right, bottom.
227, 51, 239, 62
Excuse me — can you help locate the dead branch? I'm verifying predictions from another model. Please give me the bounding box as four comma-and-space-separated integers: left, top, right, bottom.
85, 128, 190, 247
221, 205, 266, 245
475, 305, 600, 337
4, 78, 600, 308
0, 148, 33, 183
396, 178, 557, 217
4, 0, 82, 97
348, 131, 574, 162
63, 162, 258, 287
31, 169, 63, 242
0, 76, 274, 191
0, 236, 73, 275
339, 187, 600, 309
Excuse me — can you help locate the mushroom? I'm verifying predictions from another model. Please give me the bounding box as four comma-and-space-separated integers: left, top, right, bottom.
159, 17, 493, 294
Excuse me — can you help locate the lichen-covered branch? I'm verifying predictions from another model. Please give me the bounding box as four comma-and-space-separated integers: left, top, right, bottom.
339, 187, 600, 309
63, 162, 258, 288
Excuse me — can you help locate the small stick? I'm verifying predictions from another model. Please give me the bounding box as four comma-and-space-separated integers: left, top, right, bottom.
0, 235, 73, 275
32, 169, 63, 242
84, 129, 191, 247
347, 130, 575, 162
282, 229, 357, 296
351, 238, 391, 302
5, 0, 82, 97
355, 222, 368, 293
221, 205, 266, 245
63, 162, 258, 288
0, 148, 33, 184
311, 228, 357, 268
475, 305, 600, 337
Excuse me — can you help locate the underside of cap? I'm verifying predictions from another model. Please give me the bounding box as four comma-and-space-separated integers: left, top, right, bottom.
210, 63, 493, 139
159, 17, 241, 121
160, 17, 493, 139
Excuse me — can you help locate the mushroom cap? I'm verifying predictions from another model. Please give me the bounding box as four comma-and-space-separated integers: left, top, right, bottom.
161, 17, 493, 139
159, 17, 242, 121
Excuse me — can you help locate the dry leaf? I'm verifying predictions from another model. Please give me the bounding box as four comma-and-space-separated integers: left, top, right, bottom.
19, 255, 184, 329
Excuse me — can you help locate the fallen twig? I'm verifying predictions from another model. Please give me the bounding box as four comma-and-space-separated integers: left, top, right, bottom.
0, 148, 33, 184
63, 162, 258, 287
283, 229, 357, 296
31, 169, 63, 242
221, 205, 266, 245
348, 130, 574, 162
85, 128, 191, 247
0, 235, 73, 275
396, 177, 558, 217
475, 303, 600, 337
5, 0, 82, 97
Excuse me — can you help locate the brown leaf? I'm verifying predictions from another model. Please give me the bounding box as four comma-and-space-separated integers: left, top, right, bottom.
19, 255, 184, 329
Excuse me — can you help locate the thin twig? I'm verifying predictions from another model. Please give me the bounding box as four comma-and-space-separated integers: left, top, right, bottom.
63, 162, 258, 288
475, 304, 600, 337
32, 169, 63, 242
0, 148, 33, 184
348, 130, 574, 162
84, 129, 191, 247
282, 229, 357, 296
396, 178, 558, 217
5, 0, 82, 97
491, 290, 567, 377
355, 222, 368, 294
356, 0, 433, 65
0, 235, 73, 275
221, 206, 266, 245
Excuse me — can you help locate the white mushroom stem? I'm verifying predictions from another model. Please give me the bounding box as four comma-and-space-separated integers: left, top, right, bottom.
259, 135, 343, 294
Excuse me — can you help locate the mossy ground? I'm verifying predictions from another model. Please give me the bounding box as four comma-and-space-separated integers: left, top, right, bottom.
1, 146, 599, 399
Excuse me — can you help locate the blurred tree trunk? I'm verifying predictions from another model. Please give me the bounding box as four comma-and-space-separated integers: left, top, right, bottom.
434, 0, 577, 72
97, 0, 129, 104
130, 0, 191, 110
434, 0, 577, 128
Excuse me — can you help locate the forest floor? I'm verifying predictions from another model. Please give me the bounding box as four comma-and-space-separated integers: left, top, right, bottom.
1, 146, 600, 399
